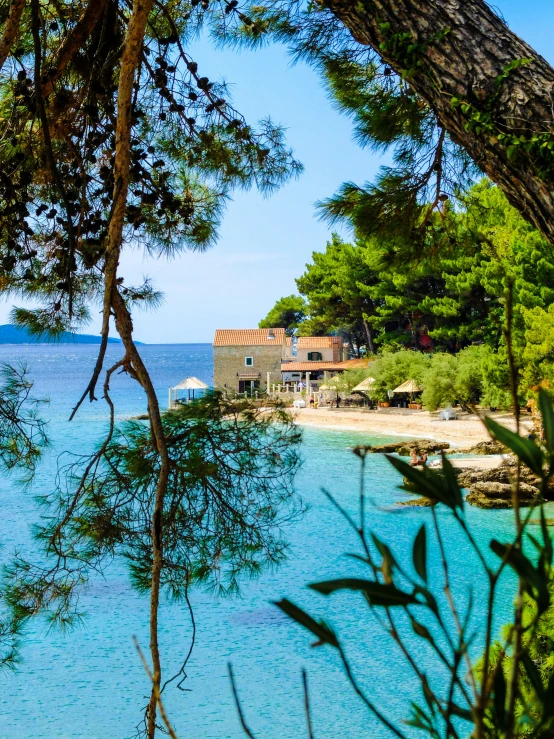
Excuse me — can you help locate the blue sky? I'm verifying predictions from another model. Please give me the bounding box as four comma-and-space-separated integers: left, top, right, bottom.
2, 0, 553, 343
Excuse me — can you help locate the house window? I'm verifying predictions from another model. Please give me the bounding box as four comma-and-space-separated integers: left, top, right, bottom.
245, 356, 253, 367
307, 352, 322, 361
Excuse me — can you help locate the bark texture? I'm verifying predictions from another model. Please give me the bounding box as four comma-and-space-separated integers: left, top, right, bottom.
42, 0, 107, 98
0, 0, 25, 72
327, 0, 554, 242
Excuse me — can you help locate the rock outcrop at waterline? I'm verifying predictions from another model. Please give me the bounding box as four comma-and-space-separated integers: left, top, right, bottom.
460, 463, 551, 508
465, 481, 538, 509
398, 462, 551, 509
462, 440, 506, 455
370, 439, 450, 456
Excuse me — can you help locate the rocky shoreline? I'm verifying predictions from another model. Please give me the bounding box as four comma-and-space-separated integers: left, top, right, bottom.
368, 439, 548, 509
368, 438, 506, 456
459, 464, 550, 509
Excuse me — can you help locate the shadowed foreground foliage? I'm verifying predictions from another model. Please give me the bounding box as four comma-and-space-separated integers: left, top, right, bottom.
221, 390, 554, 739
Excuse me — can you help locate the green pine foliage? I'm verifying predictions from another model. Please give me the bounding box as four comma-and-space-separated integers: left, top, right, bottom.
3, 393, 302, 631
258, 294, 307, 335
294, 233, 381, 353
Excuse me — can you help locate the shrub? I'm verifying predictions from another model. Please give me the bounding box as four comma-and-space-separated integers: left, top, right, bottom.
454, 344, 486, 404
333, 366, 376, 394
421, 353, 457, 410
370, 349, 430, 401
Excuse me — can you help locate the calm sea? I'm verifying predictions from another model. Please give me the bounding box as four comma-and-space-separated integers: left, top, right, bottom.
0, 344, 536, 738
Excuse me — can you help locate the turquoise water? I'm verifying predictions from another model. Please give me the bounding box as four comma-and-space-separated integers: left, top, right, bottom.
0, 344, 538, 738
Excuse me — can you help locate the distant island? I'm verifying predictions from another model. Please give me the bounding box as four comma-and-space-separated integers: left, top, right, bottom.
0, 324, 142, 345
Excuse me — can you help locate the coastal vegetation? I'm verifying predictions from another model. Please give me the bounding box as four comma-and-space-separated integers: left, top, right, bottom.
262, 181, 554, 408
0, 0, 553, 738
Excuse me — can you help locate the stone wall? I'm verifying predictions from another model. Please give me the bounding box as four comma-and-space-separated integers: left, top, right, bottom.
214, 344, 284, 391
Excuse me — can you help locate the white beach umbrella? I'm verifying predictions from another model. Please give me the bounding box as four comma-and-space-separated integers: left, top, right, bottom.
172, 377, 209, 391
171, 376, 209, 402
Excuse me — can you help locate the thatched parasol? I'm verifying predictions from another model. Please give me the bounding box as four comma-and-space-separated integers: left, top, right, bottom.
392, 379, 422, 394
351, 376, 376, 394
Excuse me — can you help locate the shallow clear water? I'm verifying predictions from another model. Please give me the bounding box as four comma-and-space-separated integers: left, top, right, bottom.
0, 344, 541, 738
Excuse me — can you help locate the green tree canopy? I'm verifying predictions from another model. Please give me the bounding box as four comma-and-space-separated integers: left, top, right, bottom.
295, 233, 382, 354
259, 294, 306, 335
265, 182, 554, 404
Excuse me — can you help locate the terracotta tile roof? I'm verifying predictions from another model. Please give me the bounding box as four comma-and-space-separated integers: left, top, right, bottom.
281, 362, 338, 371
297, 336, 342, 349
285, 336, 292, 346
213, 328, 286, 347
281, 358, 369, 372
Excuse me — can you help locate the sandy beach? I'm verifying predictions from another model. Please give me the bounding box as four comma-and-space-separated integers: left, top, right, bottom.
290, 407, 533, 450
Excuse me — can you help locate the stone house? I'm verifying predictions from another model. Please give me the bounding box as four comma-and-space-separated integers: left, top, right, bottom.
213, 328, 286, 393
296, 336, 343, 363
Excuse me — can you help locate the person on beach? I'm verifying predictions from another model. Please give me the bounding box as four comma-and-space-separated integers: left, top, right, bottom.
418, 451, 428, 467
410, 449, 428, 467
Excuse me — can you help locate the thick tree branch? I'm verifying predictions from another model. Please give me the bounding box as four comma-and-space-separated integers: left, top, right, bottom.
327, 0, 554, 243
0, 0, 25, 71
42, 0, 107, 98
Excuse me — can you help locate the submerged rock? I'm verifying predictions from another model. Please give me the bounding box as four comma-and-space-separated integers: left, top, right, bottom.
396, 496, 435, 507
370, 439, 450, 456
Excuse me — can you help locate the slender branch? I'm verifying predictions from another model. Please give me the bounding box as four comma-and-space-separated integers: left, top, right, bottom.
302, 669, 314, 739
229, 663, 258, 739
134, 637, 179, 739
420, 126, 446, 228
160, 579, 196, 693
68, 331, 110, 420
41, 0, 108, 98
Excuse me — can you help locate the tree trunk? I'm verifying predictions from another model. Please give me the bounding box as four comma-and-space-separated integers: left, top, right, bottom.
363, 319, 375, 354
327, 0, 554, 243
99, 0, 161, 735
